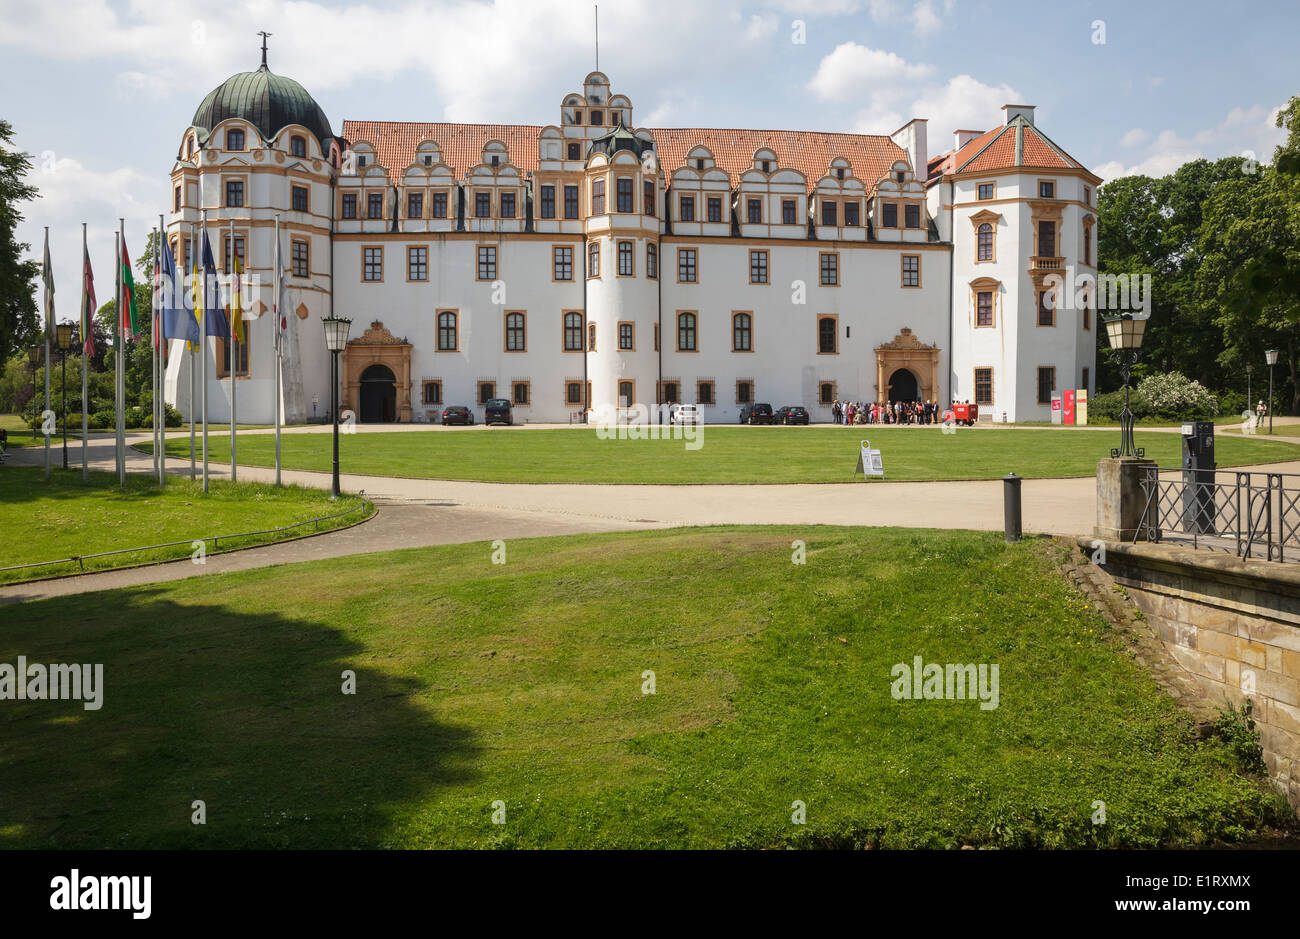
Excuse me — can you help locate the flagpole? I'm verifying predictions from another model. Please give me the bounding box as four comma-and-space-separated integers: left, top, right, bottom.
274, 214, 282, 486
81, 223, 88, 482
157, 214, 166, 487
115, 225, 125, 488
150, 226, 158, 481
188, 222, 196, 480
43, 227, 51, 480
201, 211, 209, 494
228, 216, 237, 483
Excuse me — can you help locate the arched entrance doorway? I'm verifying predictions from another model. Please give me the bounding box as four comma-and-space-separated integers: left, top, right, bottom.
888, 368, 919, 403
359, 364, 397, 422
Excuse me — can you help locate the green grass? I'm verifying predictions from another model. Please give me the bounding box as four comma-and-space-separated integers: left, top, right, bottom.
0, 467, 371, 584
1, 413, 43, 449
154, 425, 1300, 484
1, 527, 1290, 849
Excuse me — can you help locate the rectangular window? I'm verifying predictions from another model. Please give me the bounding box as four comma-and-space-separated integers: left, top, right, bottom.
363, 246, 382, 282
341, 193, 357, 218
819, 382, 835, 405
501, 191, 516, 218
587, 322, 596, 352
749, 250, 768, 285
901, 254, 920, 287
882, 203, 898, 228
697, 381, 714, 405
905, 204, 921, 228
644, 180, 655, 216
553, 245, 573, 281
1038, 289, 1055, 326
567, 142, 580, 160
977, 183, 994, 200
1037, 367, 1056, 405
680, 195, 695, 222
782, 199, 797, 225
619, 322, 634, 350
540, 185, 555, 219
844, 202, 860, 227
215, 336, 251, 378
587, 241, 600, 278
1082, 367, 1090, 391
478, 382, 496, 405
477, 245, 497, 281
707, 197, 722, 223
736, 381, 753, 404
819, 252, 838, 286
408, 246, 427, 281
291, 239, 309, 278
432, 192, 448, 219
367, 192, 383, 219
225, 180, 244, 207
661, 381, 679, 404
591, 178, 605, 215
976, 290, 993, 327
616, 178, 633, 213
513, 381, 530, 406
174, 186, 181, 212
1039, 180, 1056, 198
646, 243, 657, 279
406, 191, 422, 218
653, 323, 659, 351
566, 381, 583, 405
222, 236, 245, 275
746, 198, 762, 224
678, 248, 697, 283
1038, 220, 1056, 257
564, 185, 579, 219
475, 192, 491, 218
821, 200, 837, 226
1083, 304, 1091, 330
226, 129, 244, 151
617, 240, 634, 276
422, 380, 442, 406
974, 368, 993, 406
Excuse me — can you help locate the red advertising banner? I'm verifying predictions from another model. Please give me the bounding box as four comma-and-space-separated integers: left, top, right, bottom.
1063, 389, 1076, 425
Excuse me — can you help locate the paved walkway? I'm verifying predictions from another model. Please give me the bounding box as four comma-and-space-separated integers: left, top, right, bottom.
6, 423, 1300, 604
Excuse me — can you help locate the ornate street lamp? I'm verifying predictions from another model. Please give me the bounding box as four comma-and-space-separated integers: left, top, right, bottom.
55, 321, 74, 469
1104, 313, 1147, 458
321, 315, 353, 498
1265, 349, 1279, 436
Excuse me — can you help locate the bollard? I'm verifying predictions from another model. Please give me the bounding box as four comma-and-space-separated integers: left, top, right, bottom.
1003, 472, 1022, 543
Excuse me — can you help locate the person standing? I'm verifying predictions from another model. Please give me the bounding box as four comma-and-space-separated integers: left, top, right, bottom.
1257, 400, 1266, 427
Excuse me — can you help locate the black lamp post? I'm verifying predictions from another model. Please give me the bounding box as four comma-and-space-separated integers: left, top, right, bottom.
1266, 349, 1279, 436
56, 321, 73, 469
1245, 363, 1253, 414
1104, 313, 1147, 459
321, 314, 353, 498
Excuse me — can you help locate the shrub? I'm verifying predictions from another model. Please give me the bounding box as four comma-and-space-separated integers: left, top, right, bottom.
1088, 389, 1151, 422
91, 408, 116, 430
1135, 371, 1218, 419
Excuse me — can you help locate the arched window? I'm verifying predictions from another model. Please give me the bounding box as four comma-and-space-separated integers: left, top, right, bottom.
977, 223, 994, 261
564, 312, 583, 351
1084, 228, 1092, 265
438, 311, 457, 351
291, 135, 306, 158
818, 316, 837, 354
505, 312, 525, 351
677, 312, 697, 352
733, 312, 752, 352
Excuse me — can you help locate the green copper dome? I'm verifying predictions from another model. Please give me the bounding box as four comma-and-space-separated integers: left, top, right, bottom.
191, 63, 334, 152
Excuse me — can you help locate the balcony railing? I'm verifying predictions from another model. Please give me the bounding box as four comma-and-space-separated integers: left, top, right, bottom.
1135, 466, 1300, 562
1029, 256, 1065, 271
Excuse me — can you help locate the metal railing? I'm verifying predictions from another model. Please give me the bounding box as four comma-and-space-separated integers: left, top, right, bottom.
1136, 465, 1300, 562
0, 502, 371, 578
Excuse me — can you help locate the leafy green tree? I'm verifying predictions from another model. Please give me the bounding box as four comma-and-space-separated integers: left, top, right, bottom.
0, 119, 40, 364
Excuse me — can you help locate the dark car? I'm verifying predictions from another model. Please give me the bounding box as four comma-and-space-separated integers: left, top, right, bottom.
441, 405, 475, 426
739, 402, 774, 425
484, 398, 514, 426
773, 406, 809, 425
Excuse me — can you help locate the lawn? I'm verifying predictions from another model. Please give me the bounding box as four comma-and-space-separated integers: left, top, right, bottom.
1, 527, 1290, 849
0, 467, 372, 584
154, 425, 1300, 484
0, 413, 43, 449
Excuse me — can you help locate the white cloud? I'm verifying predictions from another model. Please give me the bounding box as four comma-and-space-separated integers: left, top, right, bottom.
1119, 128, 1149, 148
743, 12, 780, 41
807, 43, 935, 100
910, 0, 943, 37
1097, 103, 1287, 182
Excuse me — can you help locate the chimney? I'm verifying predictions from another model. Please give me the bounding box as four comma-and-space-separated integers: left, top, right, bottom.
954, 129, 982, 150
890, 118, 928, 181
1001, 104, 1035, 125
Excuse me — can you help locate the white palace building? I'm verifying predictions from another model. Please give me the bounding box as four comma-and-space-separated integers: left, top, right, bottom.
165, 50, 1100, 425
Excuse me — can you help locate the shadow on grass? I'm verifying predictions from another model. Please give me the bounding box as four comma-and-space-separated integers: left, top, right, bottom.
0, 587, 479, 848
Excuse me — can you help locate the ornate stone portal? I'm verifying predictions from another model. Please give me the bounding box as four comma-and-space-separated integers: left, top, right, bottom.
341, 320, 413, 422
875, 328, 941, 404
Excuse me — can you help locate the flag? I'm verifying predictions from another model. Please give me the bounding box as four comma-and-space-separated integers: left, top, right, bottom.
81, 241, 96, 355
189, 251, 202, 352
230, 249, 244, 343
200, 230, 229, 338
161, 238, 199, 344
119, 240, 140, 338
153, 244, 161, 350
274, 233, 287, 344
42, 230, 55, 340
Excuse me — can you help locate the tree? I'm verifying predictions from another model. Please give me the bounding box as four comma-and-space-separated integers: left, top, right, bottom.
0, 119, 40, 364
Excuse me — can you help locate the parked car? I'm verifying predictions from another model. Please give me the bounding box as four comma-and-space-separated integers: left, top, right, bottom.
670, 403, 702, 425
773, 405, 810, 425
484, 398, 514, 426
441, 405, 475, 425
738, 402, 773, 425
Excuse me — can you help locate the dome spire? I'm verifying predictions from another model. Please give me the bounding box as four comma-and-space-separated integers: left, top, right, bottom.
257, 30, 272, 69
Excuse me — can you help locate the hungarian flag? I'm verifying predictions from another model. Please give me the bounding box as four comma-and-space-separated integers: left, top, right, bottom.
120, 239, 140, 338
42, 230, 55, 341
81, 241, 96, 355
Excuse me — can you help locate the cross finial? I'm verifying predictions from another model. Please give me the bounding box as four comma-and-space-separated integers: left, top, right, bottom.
258, 30, 272, 68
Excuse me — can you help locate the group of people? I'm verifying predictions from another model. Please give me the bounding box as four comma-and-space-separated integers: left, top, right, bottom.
831, 399, 941, 425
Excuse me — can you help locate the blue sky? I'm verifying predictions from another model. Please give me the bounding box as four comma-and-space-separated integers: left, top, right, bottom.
2, 0, 1296, 305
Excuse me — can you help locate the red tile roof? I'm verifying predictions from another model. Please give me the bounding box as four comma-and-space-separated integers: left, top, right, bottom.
341, 120, 906, 189
926, 119, 1085, 185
